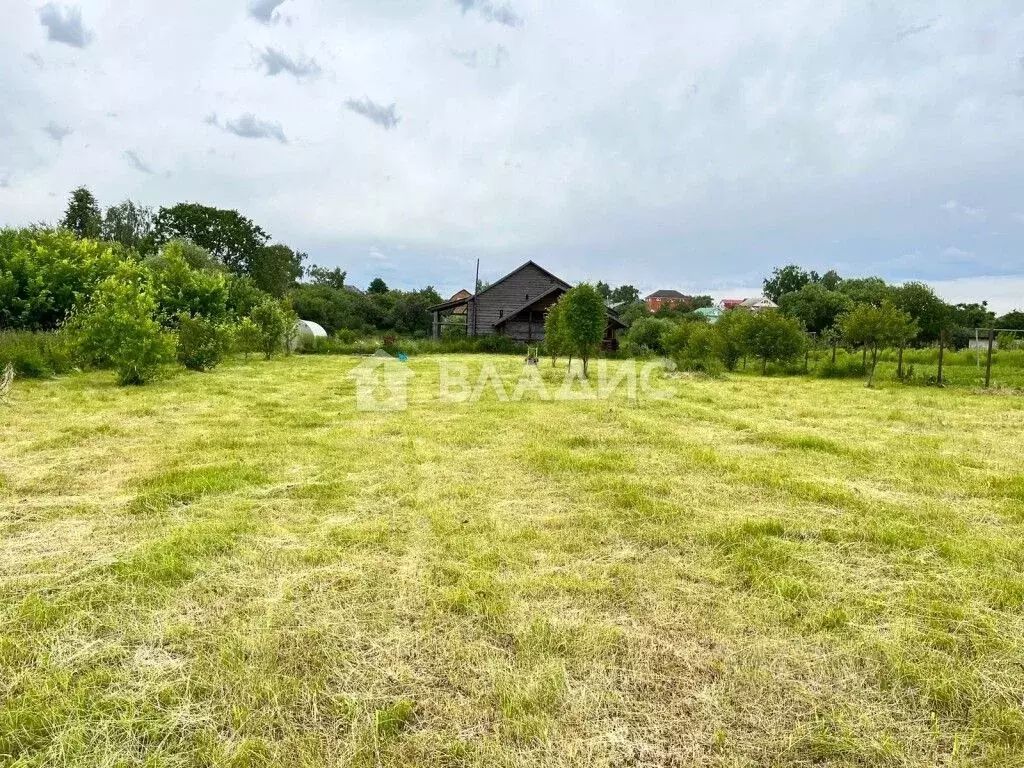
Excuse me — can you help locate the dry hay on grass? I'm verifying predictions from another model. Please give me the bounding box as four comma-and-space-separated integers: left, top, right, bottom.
2, 354, 1024, 767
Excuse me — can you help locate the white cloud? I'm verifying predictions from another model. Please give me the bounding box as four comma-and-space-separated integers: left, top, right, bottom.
930, 275, 1024, 315
1, 0, 1023, 299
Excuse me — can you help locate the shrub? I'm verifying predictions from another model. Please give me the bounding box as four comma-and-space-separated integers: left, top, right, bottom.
674, 324, 724, 375
743, 310, 807, 375
249, 298, 295, 360
623, 317, 676, 357
234, 317, 261, 358
714, 310, 752, 371
145, 242, 229, 324
0, 228, 126, 331
0, 331, 74, 378
334, 328, 357, 344
176, 314, 233, 371
68, 265, 177, 385
382, 333, 398, 351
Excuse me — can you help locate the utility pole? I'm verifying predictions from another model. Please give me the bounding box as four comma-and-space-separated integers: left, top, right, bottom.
472, 259, 480, 337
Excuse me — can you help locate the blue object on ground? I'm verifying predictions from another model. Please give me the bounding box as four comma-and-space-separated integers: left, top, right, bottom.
397, 353, 409, 362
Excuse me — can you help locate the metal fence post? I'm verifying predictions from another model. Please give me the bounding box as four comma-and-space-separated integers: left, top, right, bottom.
985, 328, 995, 388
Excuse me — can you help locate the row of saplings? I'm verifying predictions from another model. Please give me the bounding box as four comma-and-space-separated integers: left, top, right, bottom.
619, 298, 920, 386
64, 262, 297, 386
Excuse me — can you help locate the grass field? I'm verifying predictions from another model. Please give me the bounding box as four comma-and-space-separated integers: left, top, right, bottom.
3, 354, 1024, 767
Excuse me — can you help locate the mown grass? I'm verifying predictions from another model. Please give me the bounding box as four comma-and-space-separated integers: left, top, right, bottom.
2, 354, 1024, 766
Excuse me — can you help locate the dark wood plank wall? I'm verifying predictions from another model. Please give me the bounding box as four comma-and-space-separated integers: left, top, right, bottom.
469, 264, 565, 337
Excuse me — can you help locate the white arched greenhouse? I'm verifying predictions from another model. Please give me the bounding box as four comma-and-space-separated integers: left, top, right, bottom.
290, 319, 328, 351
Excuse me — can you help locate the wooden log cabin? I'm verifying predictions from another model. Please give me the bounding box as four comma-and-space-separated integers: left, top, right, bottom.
429, 261, 625, 348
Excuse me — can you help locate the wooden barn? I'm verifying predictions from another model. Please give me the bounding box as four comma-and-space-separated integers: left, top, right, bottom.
429, 261, 624, 347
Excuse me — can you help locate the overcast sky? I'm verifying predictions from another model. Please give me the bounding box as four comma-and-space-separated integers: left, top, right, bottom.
2, 1, 1023, 310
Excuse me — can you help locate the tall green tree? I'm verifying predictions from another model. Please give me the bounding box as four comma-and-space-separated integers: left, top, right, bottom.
819, 269, 842, 291
763, 265, 818, 302
559, 284, 606, 377
610, 285, 640, 305
891, 282, 950, 344
308, 265, 346, 289
996, 310, 1024, 331
61, 186, 103, 240
248, 244, 305, 297
838, 301, 918, 386
837, 277, 891, 307
153, 203, 269, 274
544, 299, 568, 365
778, 283, 852, 335
368, 277, 389, 295
102, 199, 154, 253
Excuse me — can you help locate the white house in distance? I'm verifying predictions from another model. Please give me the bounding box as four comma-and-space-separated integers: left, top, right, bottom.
718, 296, 778, 312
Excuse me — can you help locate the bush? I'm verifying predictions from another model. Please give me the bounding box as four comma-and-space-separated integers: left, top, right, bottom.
249, 298, 296, 360
0, 228, 126, 330
68, 265, 177, 385
671, 324, 723, 375
177, 314, 233, 371
0, 331, 74, 378
743, 310, 807, 374
234, 317, 261, 358
145, 242, 229, 324
623, 317, 676, 357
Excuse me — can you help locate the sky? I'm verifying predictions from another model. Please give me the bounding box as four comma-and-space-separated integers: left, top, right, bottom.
2, 1, 1023, 312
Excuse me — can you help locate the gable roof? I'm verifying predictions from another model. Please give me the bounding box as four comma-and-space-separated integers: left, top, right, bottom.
740, 296, 777, 308
477, 260, 572, 300
449, 289, 472, 302
646, 289, 687, 300
428, 260, 572, 313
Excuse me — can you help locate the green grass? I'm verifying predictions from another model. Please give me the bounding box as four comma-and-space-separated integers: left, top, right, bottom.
2, 354, 1024, 766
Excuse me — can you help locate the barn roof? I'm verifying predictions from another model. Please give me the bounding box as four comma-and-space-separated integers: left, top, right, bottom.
427, 260, 572, 313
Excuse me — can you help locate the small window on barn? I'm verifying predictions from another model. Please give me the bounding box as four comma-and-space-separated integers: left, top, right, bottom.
499, 309, 504, 318
525, 294, 530, 301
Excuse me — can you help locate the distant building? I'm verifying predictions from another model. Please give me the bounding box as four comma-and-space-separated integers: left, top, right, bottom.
718, 296, 777, 312
428, 261, 625, 347
694, 307, 723, 324
447, 289, 472, 315
740, 296, 778, 311
645, 289, 689, 312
